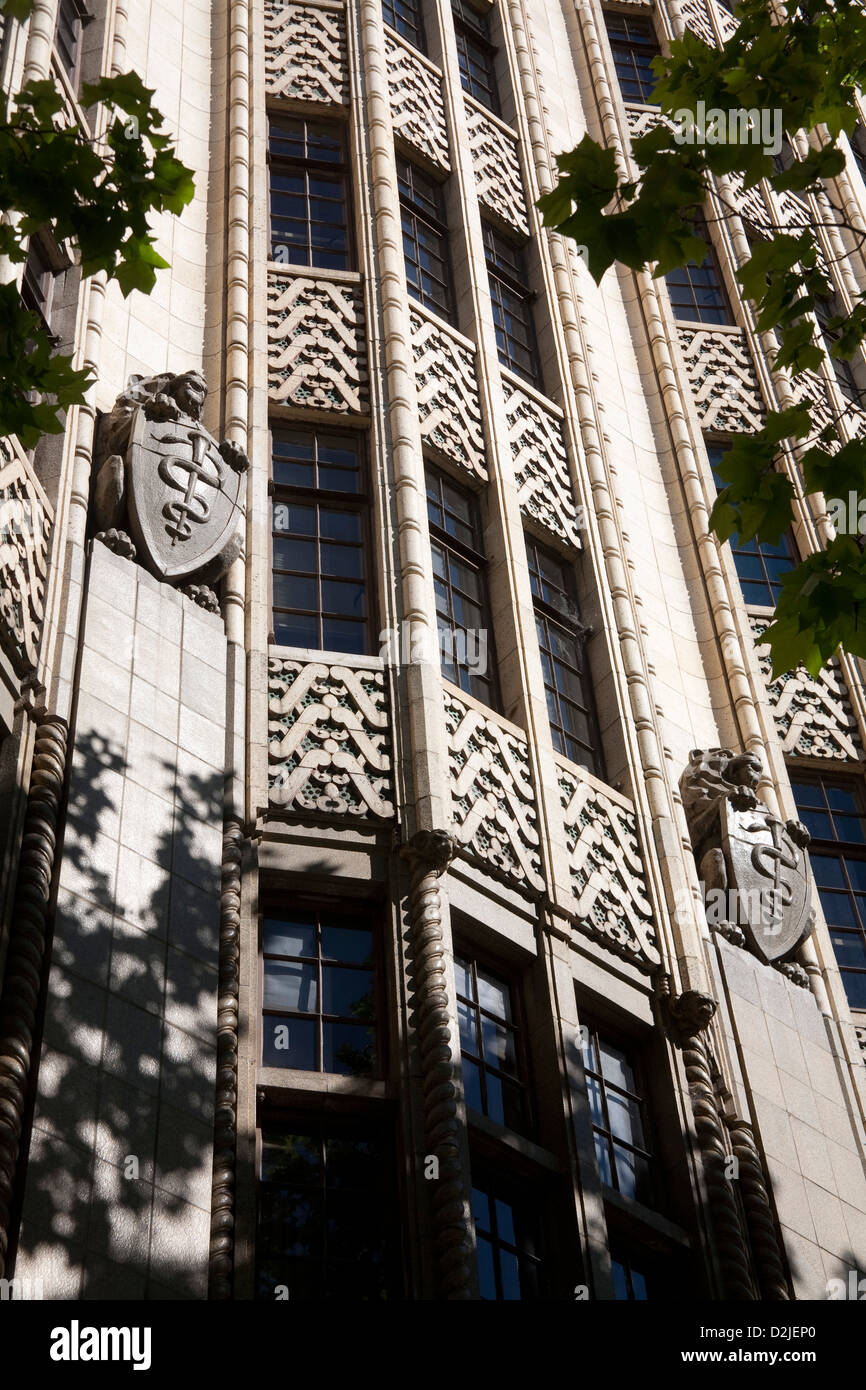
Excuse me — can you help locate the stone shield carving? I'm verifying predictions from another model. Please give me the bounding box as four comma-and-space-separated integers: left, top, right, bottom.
719, 799, 812, 963
680, 748, 814, 965
126, 409, 245, 583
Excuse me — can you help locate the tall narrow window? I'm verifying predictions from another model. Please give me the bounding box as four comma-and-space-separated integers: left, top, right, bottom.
483, 223, 539, 385
526, 538, 602, 777
579, 1022, 654, 1206
397, 156, 452, 320
20, 238, 57, 331
257, 1122, 397, 1299
382, 0, 426, 50
452, 0, 499, 113
426, 466, 498, 706
455, 949, 530, 1133
708, 445, 796, 607
665, 219, 732, 324
269, 118, 350, 270
815, 295, 860, 405
271, 427, 371, 653
55, 0, 89, 90
790, 777, 866, 1011
605, 13, 660, 104
472, 1181, 543, 1300
261, 907, 378, 1075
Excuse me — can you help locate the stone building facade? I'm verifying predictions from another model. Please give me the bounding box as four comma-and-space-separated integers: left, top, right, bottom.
1, 0, 866, 1301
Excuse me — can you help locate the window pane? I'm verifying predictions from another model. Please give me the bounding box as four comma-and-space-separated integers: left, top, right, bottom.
263, 914, 317, 957
262, 1014, 317, 1070
264, 960, 318, 1013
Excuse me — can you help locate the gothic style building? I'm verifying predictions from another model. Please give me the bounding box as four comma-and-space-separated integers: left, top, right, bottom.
1, 0, 866, 1302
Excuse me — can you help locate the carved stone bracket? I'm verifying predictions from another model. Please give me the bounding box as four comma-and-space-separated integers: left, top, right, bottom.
750, 616, 865, 761
268, 658, 395, 819
464, 99, 529, 236
208, 818, 243, 1300
385, 32, 450, 171
502, 381, 582, 548
444, 691, 544, 892
557, 763, 659, 969
677, 326, 765, 434
410, 309, 487, 477
0, 714, 68, 1276
264, 0, 348, 105
267, 271, 369, 414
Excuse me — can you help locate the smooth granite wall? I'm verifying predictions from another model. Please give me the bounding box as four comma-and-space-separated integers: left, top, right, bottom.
14, 542, 225, 1298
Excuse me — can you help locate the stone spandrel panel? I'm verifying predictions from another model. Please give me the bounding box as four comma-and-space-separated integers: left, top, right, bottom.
677, 325, 765, 433
464, 99, 529, 237
750, 616, 864, 761
268, 657, 395, 819
502, 378, 582, 548
264, 0, 348, 105
680, 0, 716, 45
0, 434, 52, 679
558, 761, 660, 969
385, 31, 450, 172
410, 307, 487, 477
445, 689, 545, 892
268, 269, 369, 414
624, 105, 671, 142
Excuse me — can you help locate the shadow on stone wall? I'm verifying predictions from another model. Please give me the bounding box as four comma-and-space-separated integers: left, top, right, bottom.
13, 725, 223, 1300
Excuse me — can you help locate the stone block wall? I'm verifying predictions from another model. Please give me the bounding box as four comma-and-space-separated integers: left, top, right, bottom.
14, 542, 226, 1299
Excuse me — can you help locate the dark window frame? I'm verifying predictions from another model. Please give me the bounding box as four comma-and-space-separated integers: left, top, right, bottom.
397, 154, 453, 321
708, 443, 797, 608
482, 222, 540, 386
454, 942, 533, 1137
815, 293, 861, 406
54, 0, 91, 92
604, 11, 661, 106
382, 0, 426, 51
268, 115, 353, 271
452, 0, 500, 114
665, 217, 733, 325
256, 1110, 400, 1300
426, 463, 500, 708
260, 900, 382, 1078
579, 1017, 656, 1208
471, 1169, 545, 1300
270, 425, 375, 655
526, 536, 604, 778
790, 774, 866, 1012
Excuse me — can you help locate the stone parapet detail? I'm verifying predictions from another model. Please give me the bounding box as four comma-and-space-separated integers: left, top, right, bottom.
385, 31, 450, 171
750, 616, 864, 761
410, 307, 487, 476
264, 0, 348, 105
677, 325, 765, 433
464, 97, 529, 236
502, 377, 582, 548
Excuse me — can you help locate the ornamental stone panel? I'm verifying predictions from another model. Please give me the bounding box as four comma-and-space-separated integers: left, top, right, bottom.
502, 379, 582, 547
750, 617, 864, 761
267, 270, 369, 414
385, 32, 450, 171
680, 0, 716, 46
264, 0, 348, 105
677, 326, 765, 433
558, 762, 659, 969
410, 308, 487, 476
0, 435, 53, 678
268, 657, 395, 818
464, 99, 529, 236
624, 105, 671, 141
444, 690, 544, 892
